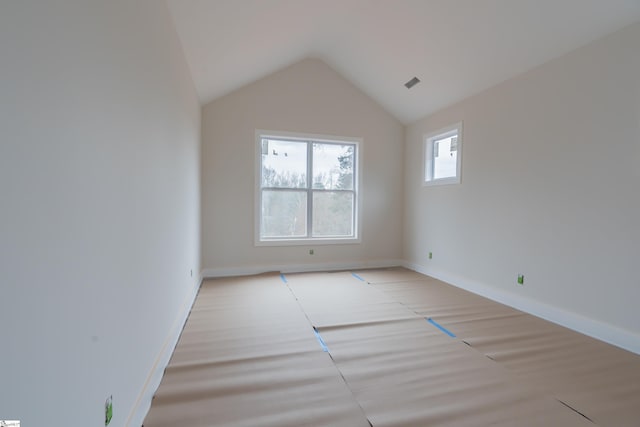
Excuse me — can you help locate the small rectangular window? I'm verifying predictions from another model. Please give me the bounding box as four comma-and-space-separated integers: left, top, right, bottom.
256, 131, 360, 246
424, 122, 463, 186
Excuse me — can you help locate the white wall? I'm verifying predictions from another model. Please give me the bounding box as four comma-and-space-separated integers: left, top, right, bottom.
201, 58, 404, 275
0, 1, 201, 425
404, 23, 640, 352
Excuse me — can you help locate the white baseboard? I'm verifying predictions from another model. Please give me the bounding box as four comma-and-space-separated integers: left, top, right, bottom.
202, 259, 404, 278
126, 274, 203, 427
404, 261, 640, 355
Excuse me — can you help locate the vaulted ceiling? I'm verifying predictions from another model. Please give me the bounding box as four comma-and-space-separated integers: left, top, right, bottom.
166, 0, 640, 124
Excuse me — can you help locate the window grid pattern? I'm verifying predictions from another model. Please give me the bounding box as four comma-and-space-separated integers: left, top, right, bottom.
259, 135, 357, 242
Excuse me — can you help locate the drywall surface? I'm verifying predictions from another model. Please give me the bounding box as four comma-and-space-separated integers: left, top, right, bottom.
404, 23, 640, 348
201, 58, 404, 274
0, 1, 201, 426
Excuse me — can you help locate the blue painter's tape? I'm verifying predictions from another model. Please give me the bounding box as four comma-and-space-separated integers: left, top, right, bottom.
427, 318, 456, 338
352, 273, 365, 282
280, 273, 287, 283
313, 328, 329, 352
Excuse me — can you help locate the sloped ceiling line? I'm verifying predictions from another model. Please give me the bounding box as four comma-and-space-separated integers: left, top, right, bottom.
166, 0, 640, 124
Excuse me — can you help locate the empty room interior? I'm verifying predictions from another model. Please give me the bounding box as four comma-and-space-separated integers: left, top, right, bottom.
2, 1, 640, 426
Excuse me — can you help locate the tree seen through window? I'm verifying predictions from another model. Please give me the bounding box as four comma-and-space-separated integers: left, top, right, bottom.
259, 136, 357, 241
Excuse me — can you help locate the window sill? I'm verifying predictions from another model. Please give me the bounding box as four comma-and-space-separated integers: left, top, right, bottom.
255, 237, 361, 247
423, 177, 460, 187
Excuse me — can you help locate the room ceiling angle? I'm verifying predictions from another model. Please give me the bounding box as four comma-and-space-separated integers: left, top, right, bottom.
166, 0, 640, 124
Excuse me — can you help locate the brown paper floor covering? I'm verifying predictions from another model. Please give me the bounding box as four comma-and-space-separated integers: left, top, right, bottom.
143, 268, 640, 426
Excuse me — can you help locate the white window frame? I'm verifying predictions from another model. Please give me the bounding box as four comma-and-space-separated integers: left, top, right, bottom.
423, 122, 463, 186
255, 130, 362, 247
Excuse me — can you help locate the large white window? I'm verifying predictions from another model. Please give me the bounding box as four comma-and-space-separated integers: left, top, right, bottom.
424, 122, 463, 186
256, 131, 360, 245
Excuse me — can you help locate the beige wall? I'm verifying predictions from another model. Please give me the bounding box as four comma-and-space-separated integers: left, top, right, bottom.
404, 23, 640, 351
202, 59, 404, 274
0, 1, 201, 425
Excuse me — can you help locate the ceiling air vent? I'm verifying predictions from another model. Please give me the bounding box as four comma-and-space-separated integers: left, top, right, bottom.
404, 76, 420, 89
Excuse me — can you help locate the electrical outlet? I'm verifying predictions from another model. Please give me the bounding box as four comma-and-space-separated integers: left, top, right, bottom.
428, 252, 433, 259
309, 249, 314, 255
517, 274, 524, 285
105, 395, 113, 426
